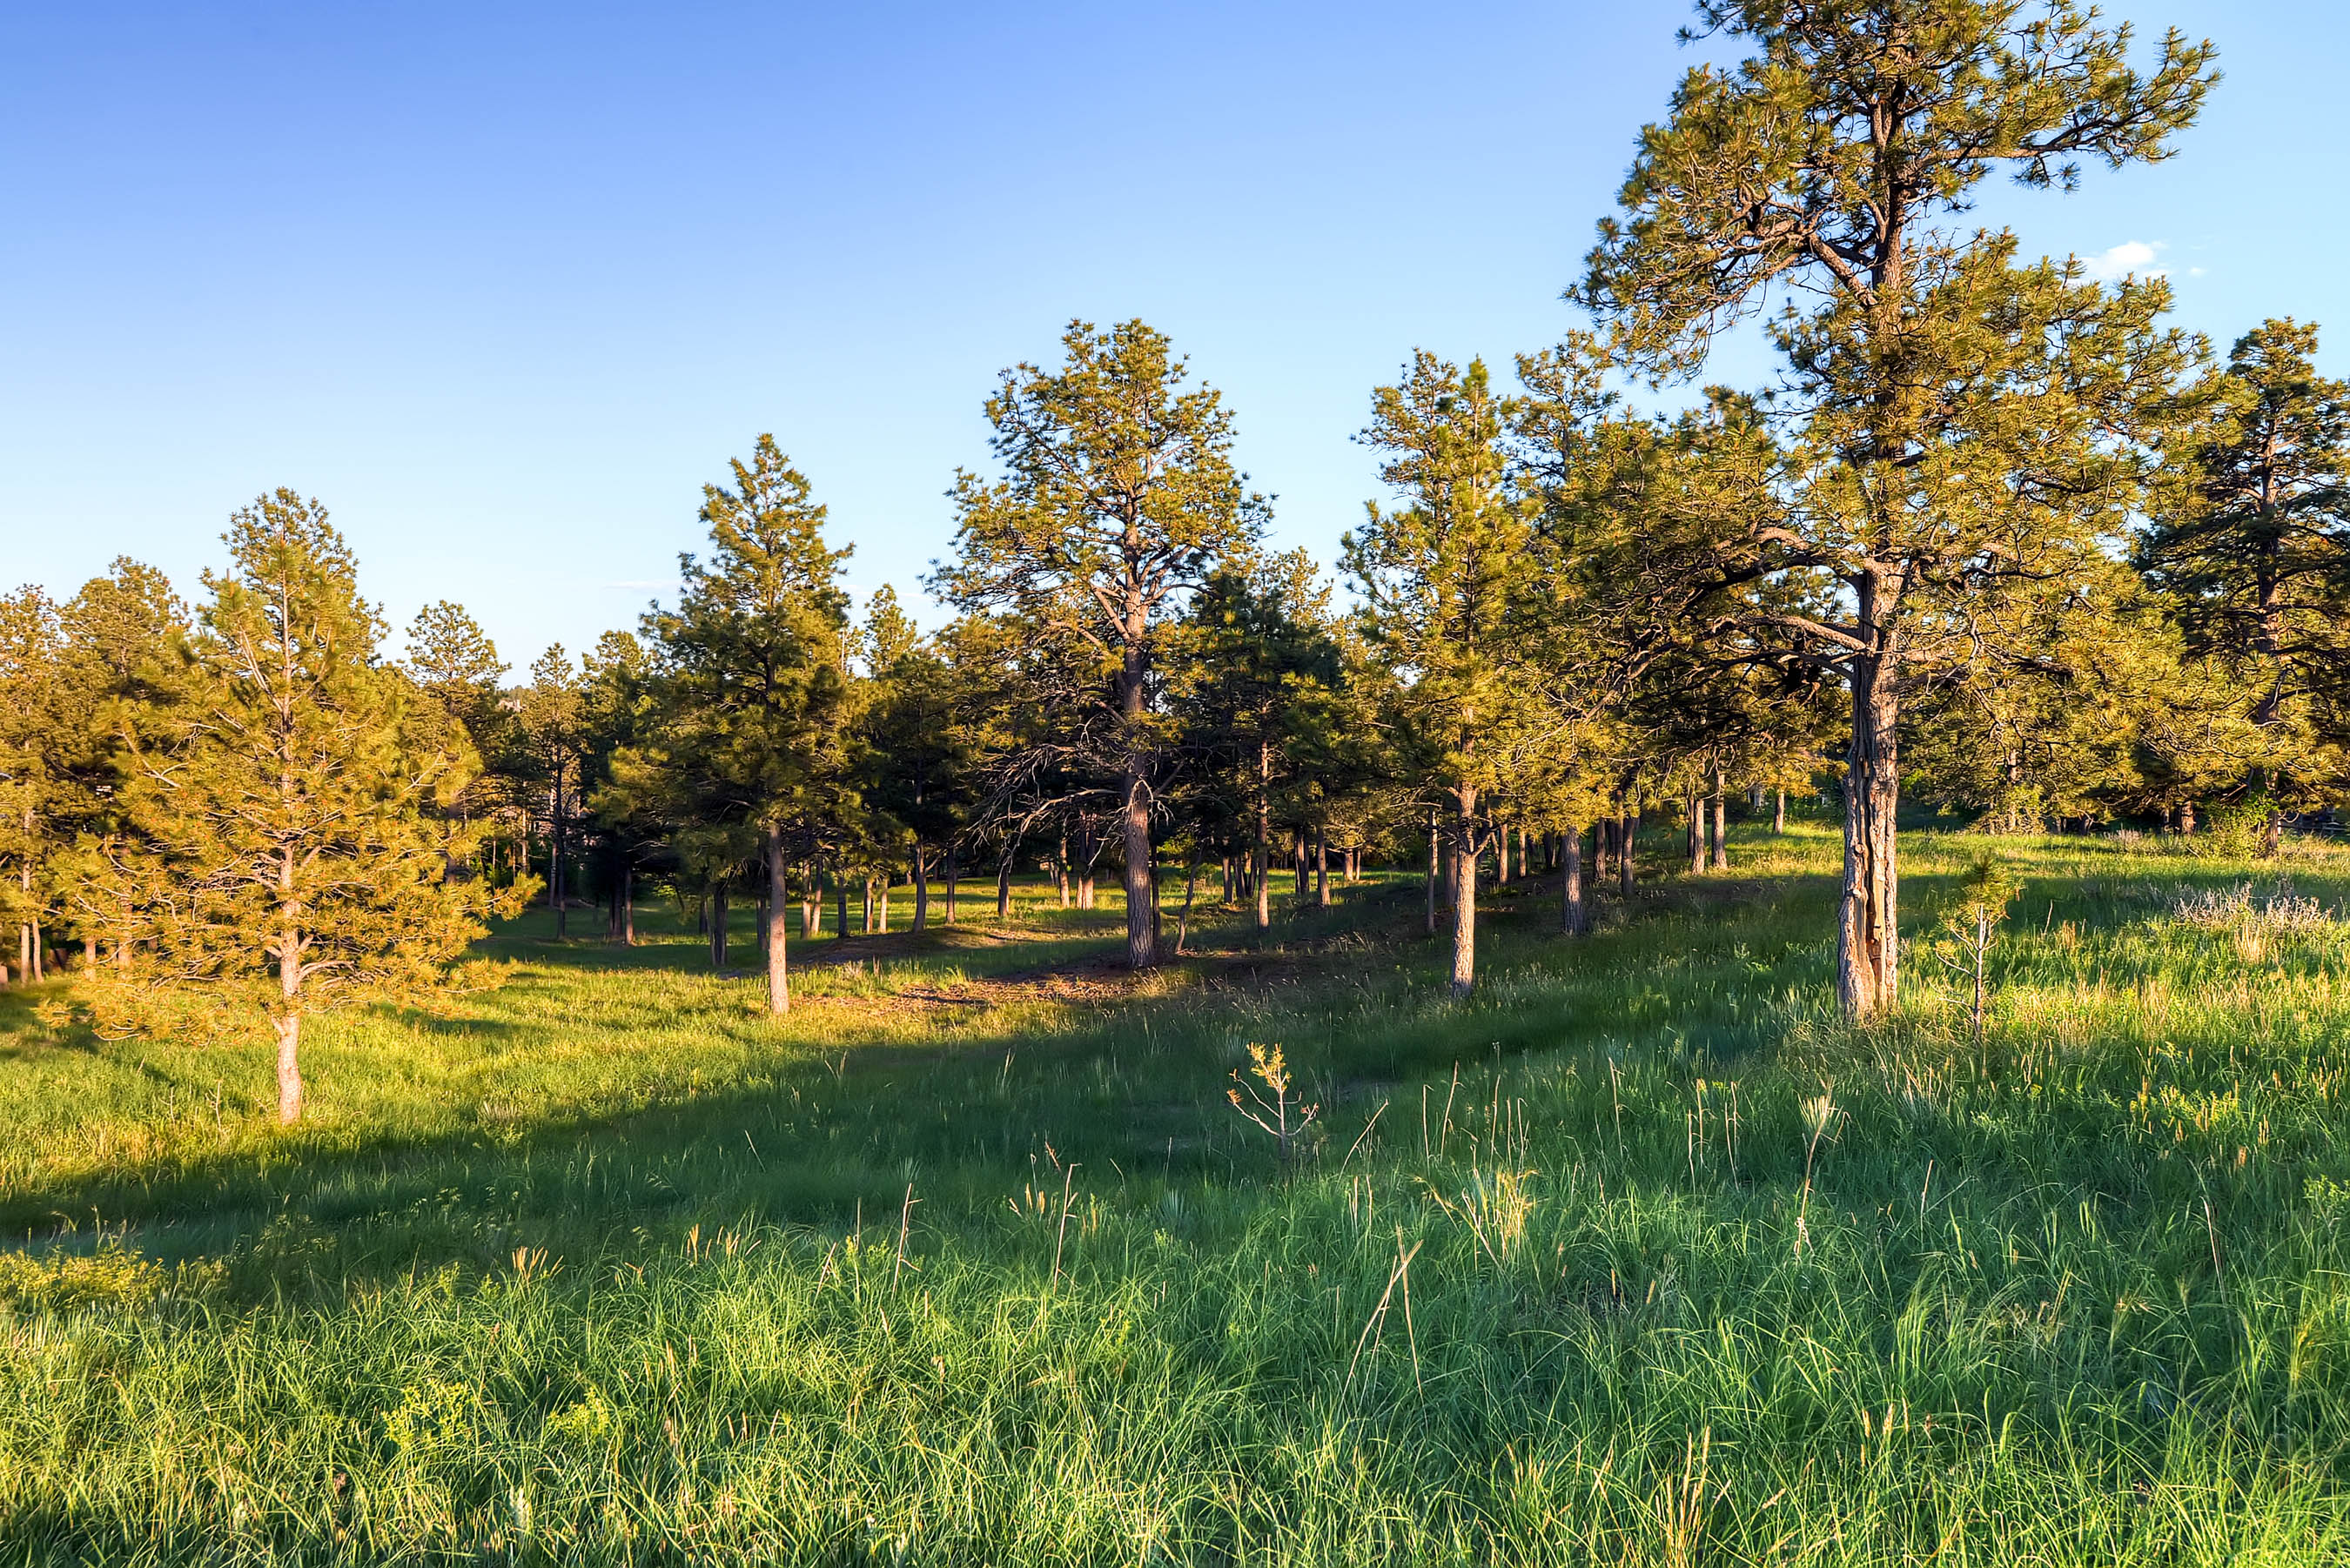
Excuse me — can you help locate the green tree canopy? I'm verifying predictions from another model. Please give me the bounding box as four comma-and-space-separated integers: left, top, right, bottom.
82, 492, 519, 1122
936, 319, 1267, 969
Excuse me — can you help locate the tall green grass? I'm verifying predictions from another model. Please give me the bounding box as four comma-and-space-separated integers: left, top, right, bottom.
5, 824, 2350, 1563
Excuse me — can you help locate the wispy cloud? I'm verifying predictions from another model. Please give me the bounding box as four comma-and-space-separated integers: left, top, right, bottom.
2084, 239, 2166, 280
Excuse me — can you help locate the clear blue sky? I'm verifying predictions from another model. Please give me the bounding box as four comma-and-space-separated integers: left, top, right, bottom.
5, 1, 2340, 671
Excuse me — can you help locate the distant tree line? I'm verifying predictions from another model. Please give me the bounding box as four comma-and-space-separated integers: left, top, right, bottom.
4, 0, 2342, 1120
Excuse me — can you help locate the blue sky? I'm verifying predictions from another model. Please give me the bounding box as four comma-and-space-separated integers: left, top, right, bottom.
4, 1, 2340, 672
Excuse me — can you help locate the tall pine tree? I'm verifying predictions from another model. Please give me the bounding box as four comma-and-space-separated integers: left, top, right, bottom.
84, 492, 518, 1123
623, 436, 854, 1015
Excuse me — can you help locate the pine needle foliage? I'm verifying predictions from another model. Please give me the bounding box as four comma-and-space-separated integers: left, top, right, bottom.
616, 436, 855, 1015
75, 491, 521, 1123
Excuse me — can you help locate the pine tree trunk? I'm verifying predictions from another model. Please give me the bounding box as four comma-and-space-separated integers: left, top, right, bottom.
623, 866, 636, 945
1315, 826, 1329, 908
273, 1012, 303, 1126
763, 828, 790, 1015
1450, 790, 1479, 999
1425, 816, 1440, 936
944, 846, 957, 925
912, 842, 930, 934
997, 841, 1016, 921
1619, 801, 1638, 898
802, 868, 820, 939
1056, 832, 1069, 908
551, 770, 568, 941
710, 884, 728, 971
1711, 770, 1729, 872
1838, 644, 1901, 1018
1120, 784, 1155, 968
1774, 789, 1786, 834
834, 864, 850, 939
277, 857, 301, 1120
1253, 745, 1272, 932
878, 874, 890, 933
1292, 830, 1308, 902
1562, 825, 1588, 936
1687, 791, 1703, 874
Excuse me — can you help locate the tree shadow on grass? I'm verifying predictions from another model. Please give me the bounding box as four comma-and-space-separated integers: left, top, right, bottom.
0, 844, 1965, 1306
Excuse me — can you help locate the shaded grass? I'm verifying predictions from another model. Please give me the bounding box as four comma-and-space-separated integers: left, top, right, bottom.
5, 824, 2350, 1562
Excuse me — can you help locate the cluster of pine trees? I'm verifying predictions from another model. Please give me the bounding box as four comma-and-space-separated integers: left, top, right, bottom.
4, 1, 2345, 1122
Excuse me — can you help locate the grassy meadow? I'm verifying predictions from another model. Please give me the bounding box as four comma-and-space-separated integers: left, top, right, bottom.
7, 818, 2350, 1563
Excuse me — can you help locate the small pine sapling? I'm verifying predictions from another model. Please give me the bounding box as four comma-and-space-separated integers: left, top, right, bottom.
1930, 856, 2023, 1051
1228, 1043, 1319, 1166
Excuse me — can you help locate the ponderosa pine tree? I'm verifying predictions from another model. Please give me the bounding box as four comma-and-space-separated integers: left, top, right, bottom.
405, 600, 507, 743
514, 647, 585, 935
50, 560, 196, 968
1347, 354, 1543, 998
1581, 0, 2214, 1015
859, 586, 974, 934
1169, 550, 1343, 934
579, 630, 658, 941
937, 319, 1267, 970
400, 600, 510, 880
622, 435, 853, 1014
0, 588, 64, 984
2138, 318, 2350, 814
83, 492, 516, 1123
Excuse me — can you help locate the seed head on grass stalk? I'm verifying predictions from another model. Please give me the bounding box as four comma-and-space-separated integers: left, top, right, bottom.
1795, 1088, 1842, 1258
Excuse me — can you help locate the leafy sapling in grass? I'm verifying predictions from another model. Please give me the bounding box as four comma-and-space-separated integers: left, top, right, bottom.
1228, 1042, 1319, 1166
1930, 855, 2022, 1052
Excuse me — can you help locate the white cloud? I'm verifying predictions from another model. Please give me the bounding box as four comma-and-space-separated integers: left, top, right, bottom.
2085, 239, 2167, 280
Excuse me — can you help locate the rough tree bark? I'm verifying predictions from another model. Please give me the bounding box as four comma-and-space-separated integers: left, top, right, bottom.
274, 904, 303, 1124
1118, 634, 1158, 967
1253, 746, 1273, 932
1710, 766, 1729, 872
1838, 620, 1902, 1018
1425, 815, 1440, 936
1561, 824, 1588, 937
763, 828, 790, 1015
1618, 799, 1638, 898
1449, 788, 1480, 999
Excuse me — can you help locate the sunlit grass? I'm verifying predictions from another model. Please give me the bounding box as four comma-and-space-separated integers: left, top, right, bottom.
5, 820, 2350, 1562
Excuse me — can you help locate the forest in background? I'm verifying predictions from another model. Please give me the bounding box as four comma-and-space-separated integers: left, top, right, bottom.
1, 0, 2342, 1117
